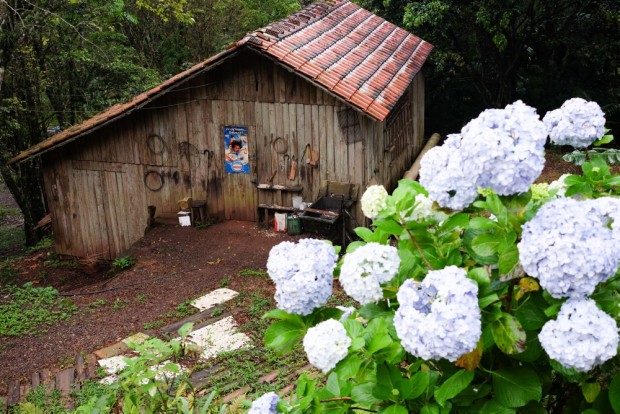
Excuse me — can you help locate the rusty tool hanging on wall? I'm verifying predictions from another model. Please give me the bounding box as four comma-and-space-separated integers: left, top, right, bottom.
289, 156, 298, 180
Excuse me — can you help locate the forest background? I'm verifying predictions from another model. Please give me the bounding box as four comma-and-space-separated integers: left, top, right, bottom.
1, 0, 619, 245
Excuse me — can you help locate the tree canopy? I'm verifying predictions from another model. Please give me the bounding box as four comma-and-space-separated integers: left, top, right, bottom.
358, 0, 620, 134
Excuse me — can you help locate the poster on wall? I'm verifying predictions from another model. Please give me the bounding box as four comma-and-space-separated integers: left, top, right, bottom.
224, 125, 250, 174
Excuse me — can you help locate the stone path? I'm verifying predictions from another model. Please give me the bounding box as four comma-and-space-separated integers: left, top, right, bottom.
1, 288, 277, 410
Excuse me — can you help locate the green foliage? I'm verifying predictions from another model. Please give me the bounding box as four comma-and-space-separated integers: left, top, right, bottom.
0, 225, 25, 254
25, 235, 53, 253
112, 255, 135, 270
396, 0, 620, 134
563, 157, 620, 198
0, 283, 77, 336
17, 386, 66, 414
262, 149, 620, 412
20, 324, 228, 413
239, 268, 269, 277
166, 300, 198, 319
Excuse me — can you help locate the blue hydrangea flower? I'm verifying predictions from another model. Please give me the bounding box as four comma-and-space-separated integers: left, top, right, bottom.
394, 266, 481, 361
339, 243, 400, 305
539, 298, 618, 372
249, 391, 280, 414
303, 319, 351, 373
267, 239, 337, 315
419, 141, 480, 210
518, 198, 620, 298
543, 98, 606, 148
420, 101, 547, 209
464, 101, 547, 195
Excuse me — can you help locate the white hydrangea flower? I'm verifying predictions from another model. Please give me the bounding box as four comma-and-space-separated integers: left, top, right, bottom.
303, 319, 351, 373
361, 185, 388, 219
548, 174, 570, 198
267, 239, 337, 315
339, 243, 400, 305
518, 198, 620, 298
420, 101, 547, 209
249, 391, 280, 414
400, 193, 439, 222
539, 298, 618, 372
543, 98, 606, 148
394, 266, 481, 361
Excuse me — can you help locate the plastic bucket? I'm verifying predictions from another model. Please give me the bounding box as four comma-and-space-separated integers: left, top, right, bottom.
287, 214, 302, 235
177, 211, 191, 227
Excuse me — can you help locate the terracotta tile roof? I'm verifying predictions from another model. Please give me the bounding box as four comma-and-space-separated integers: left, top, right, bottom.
242, 0, 432, 120
7, 0, 431, 165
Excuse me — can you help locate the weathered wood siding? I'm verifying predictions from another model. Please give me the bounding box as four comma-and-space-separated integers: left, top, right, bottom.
41, 49, 425, 259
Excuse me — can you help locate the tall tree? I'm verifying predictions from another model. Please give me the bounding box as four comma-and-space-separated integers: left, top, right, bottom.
0, 0, 161, 245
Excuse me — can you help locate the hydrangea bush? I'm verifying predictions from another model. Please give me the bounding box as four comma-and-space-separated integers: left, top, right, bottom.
256, 98, 620, 413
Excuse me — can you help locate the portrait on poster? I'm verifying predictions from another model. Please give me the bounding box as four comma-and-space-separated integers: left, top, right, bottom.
224, 125, 250, 174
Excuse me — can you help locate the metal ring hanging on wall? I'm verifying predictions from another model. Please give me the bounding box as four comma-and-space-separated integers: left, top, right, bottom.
272, 136, 288, 154
146, 133, 166, 155
144, 170, 164, 192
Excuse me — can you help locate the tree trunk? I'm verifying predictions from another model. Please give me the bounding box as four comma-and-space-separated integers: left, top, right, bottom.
1, 161, 47, 246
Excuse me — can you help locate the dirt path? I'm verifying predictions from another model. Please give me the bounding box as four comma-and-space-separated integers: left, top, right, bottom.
0, 220, 300, 394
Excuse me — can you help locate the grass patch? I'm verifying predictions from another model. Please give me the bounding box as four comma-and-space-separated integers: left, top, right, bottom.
0, 205, 20, 219
165, 300, 197, 319
71, 380, 110, 407
17, 385, 67, 414
143, 320, 165, 330
0, 259, 18, 287
0, 283, 78, 337
25, 235, 53, 254
0, 226, 25, 252
239, 268, 268, 277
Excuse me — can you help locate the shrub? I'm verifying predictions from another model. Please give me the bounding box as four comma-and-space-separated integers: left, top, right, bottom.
257, 98, 620, 413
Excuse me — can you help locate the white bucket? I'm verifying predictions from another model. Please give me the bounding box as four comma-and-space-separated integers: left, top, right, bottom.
178, 211, 191, 227
292, 196, 303, 209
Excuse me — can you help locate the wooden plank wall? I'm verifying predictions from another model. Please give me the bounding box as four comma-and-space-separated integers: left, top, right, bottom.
42, 49, 425, 258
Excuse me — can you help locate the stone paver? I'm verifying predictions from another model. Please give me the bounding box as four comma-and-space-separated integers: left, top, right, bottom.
186, 315, 253, 359
191, 288, 239, 311
121, 332, 150, 346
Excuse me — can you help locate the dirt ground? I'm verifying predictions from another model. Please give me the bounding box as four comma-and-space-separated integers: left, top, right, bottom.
0, 146, 598, 394
0, 220, 302, 394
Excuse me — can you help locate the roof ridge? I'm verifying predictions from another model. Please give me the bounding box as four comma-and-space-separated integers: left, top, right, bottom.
249, 0, 347, 42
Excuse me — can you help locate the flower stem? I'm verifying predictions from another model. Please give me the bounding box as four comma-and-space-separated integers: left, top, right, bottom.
406, 228, 434, 270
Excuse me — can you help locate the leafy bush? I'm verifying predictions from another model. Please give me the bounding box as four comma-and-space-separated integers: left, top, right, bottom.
257, 99, 620, 413
112, 255, 136, 270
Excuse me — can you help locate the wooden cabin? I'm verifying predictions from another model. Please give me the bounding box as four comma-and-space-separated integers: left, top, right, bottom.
8, 0, 432, 259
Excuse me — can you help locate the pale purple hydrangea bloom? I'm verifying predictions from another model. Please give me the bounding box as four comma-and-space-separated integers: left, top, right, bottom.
419, 140, 480, 210
266, 239, 337, 315
464, 101, 547, 195
361, 185, 388, 219
303, 319, 351, 373
539, 298, 618, 372
394, 266, 481, 361
249, 391, 280, 414
518, 198, 620, 298
339, 243, 400, 305
543, 98, 606, 148
420, 101, 547, 209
